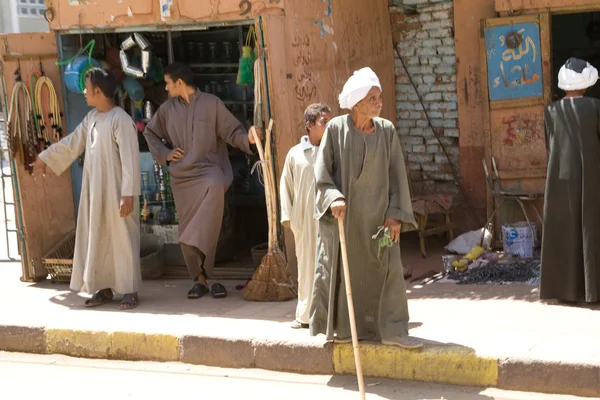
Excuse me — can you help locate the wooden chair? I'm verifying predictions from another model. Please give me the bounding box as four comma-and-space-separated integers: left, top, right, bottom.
406, 178, 455, 258
481, 157, 544, 250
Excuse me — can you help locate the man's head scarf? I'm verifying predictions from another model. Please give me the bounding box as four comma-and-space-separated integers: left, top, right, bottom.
338, 67, 381, 110
558, 58, 598, 91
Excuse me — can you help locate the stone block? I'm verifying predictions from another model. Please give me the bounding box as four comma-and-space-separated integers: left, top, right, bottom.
443, 93, 458, 102
430, 29, 452, 39
413, 144, 426, 153
396, 102, 416, 111
437, 45, 455, 55
417, 48, 437, 57
408, 153, 434, 163
445, 128, 460, 137
498, 358, 600, 398
0, 325, 45, 354
443, 119, 457, 128
423, 39, 443, 48
255, 339, 334, 374
423, 75, 437, 84
181, 335, 254, 368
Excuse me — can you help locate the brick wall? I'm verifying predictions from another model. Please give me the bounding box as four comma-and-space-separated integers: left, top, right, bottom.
390, 0, 458, 196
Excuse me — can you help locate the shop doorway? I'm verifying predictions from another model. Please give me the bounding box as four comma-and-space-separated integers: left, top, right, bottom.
552, 11, 600, 100
58, 24, 267, 279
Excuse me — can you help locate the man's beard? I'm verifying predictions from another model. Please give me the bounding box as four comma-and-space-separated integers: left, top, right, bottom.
369, 108, 382, 118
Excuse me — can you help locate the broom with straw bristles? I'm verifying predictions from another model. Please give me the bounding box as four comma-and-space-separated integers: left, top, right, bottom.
243, 120, 297, 302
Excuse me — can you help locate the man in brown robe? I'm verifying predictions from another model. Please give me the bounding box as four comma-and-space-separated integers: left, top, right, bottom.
541, 57, 600, 303
143, 62, 255, 299
310, 67, 423, 348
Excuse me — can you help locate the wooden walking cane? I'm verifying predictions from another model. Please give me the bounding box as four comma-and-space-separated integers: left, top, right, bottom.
337, 216, 366, 400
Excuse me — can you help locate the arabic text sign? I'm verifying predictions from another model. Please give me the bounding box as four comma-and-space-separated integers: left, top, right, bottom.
485, 22, 543, 101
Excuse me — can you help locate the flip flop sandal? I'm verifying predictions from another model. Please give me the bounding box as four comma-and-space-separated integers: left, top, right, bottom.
84, 290, 113, 308
235, 279, 251, 291
211, 283, 228, 299
187, 283, 209, 299
381, 336, 424, 349
290, 320, 309, 329
118, 293, 139, 311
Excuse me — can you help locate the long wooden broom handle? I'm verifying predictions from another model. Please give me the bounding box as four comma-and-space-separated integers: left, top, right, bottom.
250, 126, 272, 246
337, 216, 366, 400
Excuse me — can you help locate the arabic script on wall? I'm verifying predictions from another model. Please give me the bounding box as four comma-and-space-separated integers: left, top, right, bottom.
485, 22, 544, 101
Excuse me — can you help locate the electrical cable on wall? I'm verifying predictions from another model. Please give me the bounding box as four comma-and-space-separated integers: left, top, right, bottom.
393, 42, 482, 227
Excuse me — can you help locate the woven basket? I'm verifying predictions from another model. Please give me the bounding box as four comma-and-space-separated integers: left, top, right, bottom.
42, 231, 76, 283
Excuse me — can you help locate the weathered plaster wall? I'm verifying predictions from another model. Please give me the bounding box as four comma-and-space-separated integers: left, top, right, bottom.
44, 0, 285, 31
268, 0, 396, 177
389, 0, 459, 196
262, 0, 397, 265
454, 0, 496, 224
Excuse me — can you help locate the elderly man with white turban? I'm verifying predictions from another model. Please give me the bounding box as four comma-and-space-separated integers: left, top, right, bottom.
309, 67, 423, 348
541, 57, 600, 304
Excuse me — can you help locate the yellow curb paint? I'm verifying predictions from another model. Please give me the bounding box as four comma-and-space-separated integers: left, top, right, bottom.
109, 332, 180, 361
333, 343, 498, 387
46, 329, 110, 359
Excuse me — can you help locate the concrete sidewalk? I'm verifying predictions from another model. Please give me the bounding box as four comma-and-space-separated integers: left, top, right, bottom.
0, 263, 599, 398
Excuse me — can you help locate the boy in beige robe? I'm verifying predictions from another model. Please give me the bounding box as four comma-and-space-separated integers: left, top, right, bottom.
31, 68, 141, 310
280, 104, 332, 329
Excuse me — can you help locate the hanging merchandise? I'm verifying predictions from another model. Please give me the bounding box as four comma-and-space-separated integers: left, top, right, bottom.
237, 26, 256, 86
119, 33, 152, 78
32, 73, 63, 148
57, 40, 101, 94
122, 76, 145, 102
157, 166, 172, 225
144, 101, 154, 122
28, 71, 43, 150
6, 69, 37, 171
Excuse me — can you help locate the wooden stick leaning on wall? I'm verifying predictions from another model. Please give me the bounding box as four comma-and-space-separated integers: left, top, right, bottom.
264, 119, 277, 247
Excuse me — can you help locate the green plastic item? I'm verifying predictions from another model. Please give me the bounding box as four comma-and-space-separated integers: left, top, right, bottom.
236, 46, 255, 86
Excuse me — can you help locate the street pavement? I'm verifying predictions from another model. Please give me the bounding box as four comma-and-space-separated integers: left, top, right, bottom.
0, 352, 595, 400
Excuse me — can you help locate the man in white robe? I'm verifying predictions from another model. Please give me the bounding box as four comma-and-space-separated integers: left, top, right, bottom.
280, 104, 333, 329
31, 68, 141, 310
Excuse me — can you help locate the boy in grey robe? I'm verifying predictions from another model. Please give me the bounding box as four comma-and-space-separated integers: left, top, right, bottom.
31, 68, 141, 310
310, 67, 423, 349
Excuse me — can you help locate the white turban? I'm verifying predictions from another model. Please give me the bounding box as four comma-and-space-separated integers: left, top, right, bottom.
558, 58, 598, 91
338, 67, 381, 110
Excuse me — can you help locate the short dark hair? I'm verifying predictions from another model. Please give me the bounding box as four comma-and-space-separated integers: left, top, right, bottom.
304, 103, 332, 133
164, 62, 194, 86
85, 68, 117, 98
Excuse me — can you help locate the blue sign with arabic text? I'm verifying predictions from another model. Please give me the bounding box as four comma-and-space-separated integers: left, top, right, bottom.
485, 22, 543, 101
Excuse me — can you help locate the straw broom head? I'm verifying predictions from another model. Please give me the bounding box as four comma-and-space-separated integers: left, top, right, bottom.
243, 120, 296, 302
242, 247, 297, 302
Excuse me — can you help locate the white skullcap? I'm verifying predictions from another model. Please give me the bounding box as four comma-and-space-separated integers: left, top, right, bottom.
338, 67, 381, 110
558, 57, 599, 91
